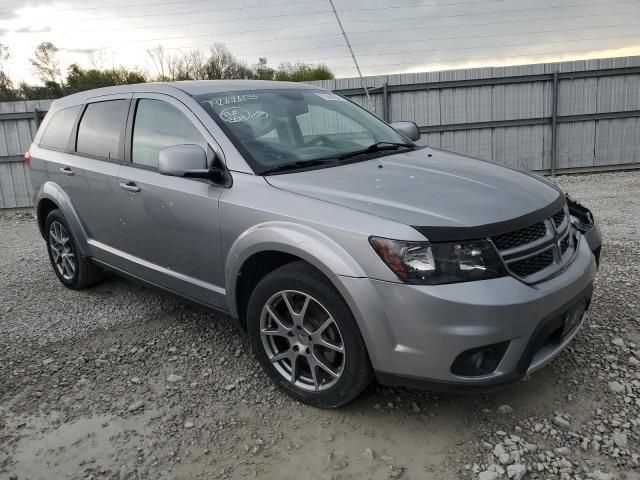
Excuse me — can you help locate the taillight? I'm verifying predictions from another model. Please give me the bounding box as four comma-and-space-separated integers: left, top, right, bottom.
24, 151, 31, 167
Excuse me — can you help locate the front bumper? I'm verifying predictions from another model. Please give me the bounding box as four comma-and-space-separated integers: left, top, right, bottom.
335, 225, 601, 392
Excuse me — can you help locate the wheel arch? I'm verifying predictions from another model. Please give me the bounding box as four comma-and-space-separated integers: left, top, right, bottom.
35, 182, 91, 256
225, 222, 367, 326
36, 197, 58, 238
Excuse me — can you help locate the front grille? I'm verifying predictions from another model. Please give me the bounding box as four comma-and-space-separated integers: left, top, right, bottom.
493, 222, 547, 250
509, 249, 554, 277
552, 210, 565, 228
490, 204, 574, 281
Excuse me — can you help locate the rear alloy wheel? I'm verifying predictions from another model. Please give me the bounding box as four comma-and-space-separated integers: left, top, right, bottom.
247, 261, 373, 408
49, 220, 76, 281
45, 209, 103, 289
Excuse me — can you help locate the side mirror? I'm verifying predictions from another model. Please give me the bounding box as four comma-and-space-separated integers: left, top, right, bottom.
159, 144, 208, 178
390, 121, 420, 142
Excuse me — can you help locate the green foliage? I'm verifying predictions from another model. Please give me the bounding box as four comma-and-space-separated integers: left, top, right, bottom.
65, 64, 147, 95
249, 58, 334, 82
1, 42, 335, 101
14, 82, 60, 101
253, 57, 276, 81
0, 74, 18, 101
274, 62, 334, 82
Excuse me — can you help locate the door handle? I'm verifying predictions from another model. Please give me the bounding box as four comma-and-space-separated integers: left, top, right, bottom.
59, 167, 74, 176
119, 181, 141, 193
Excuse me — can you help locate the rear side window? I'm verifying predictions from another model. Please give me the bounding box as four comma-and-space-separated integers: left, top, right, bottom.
76, 100, 129, 160
132, 99, 207, 168
39, 105, 81, 150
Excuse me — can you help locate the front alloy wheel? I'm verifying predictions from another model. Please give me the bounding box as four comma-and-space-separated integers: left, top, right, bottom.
247, 261, 373, 408
260, 290, 345, 391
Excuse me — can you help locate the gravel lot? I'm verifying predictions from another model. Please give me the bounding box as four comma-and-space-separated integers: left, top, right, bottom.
0, 170, 639, 480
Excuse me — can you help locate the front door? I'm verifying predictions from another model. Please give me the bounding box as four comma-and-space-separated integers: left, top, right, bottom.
116, 94, 226, 308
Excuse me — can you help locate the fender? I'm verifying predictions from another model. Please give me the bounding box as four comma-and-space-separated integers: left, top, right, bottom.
36, 181, 91, 256
224, 221, 367, 319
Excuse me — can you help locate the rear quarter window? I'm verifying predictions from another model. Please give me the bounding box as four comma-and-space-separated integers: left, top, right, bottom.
76, 100, 129, 160
39, 105, 81, 150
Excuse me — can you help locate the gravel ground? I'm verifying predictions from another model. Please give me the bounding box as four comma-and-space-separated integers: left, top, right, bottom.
0, 170, 639, 480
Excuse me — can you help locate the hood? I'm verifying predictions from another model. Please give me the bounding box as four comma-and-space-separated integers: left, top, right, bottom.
265, 147, 563, 241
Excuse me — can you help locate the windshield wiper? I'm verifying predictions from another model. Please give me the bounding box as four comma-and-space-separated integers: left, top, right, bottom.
337, 141, 415, 160
259, 142, 415, 175
260, 158, 340, 175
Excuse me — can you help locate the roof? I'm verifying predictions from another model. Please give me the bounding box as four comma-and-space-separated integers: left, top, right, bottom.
51, 80, 321, 109
168, 79, 319, 95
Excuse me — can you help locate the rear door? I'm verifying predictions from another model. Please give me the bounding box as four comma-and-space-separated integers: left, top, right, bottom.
116, 93, 226, 308
34, 104, 83, 193
61, 95, 131, 259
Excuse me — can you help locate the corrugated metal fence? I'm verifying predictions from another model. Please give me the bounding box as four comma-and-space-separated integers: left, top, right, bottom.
1, 56, 640, 207
310, 55, 640, 175
0, 99, 51, 208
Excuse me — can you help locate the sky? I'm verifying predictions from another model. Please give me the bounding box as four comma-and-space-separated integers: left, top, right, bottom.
0, 0, 639, 83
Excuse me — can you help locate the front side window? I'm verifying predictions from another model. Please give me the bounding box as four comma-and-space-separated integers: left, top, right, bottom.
40, 105, 81, 150
132, 99, 207, 168
195, 89, 411, 174
76, 100, 129, 160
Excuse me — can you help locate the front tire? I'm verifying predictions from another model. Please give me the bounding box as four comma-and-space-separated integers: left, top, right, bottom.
247, 261, 373, 408
45, 209, 102, 289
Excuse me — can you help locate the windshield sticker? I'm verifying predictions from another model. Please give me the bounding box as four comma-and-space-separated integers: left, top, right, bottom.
202, 94, 258, 108
219, 108, 269, 123
315, 92, 346, 102
219, 107, 251, 123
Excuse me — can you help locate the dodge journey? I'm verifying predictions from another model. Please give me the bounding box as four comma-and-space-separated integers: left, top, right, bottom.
27, 80, 602, 407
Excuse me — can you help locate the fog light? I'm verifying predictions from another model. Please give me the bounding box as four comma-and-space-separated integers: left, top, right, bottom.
451, 341, 510, 377
470, 351, 486, 371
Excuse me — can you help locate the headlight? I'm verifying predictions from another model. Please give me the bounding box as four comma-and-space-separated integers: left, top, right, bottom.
369, 237, 506, 285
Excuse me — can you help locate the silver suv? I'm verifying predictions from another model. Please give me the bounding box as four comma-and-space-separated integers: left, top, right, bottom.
28, 80, 602, 407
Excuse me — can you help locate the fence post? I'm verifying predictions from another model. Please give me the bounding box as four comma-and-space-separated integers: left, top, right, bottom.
33, 108, 41, 129
382, 82, 389, 122
550, 70, 559, 177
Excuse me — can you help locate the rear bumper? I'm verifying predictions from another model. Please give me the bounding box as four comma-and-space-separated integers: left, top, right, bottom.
335, 226, 601, 392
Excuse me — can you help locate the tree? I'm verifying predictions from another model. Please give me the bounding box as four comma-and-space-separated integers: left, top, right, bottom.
275, 62, 334, 82
146, 45, 170, 80
0, 44, 7, 59
0, 43, 8, 71
112, 67, 147, 85
87, 49, 109, 70
65, 64, 147, 94
203, 43, 253, 80
0, 43, 17, 101
30, 42, 64, 89
17, 82, 58, 100
253, 57, 275, 80
147, 46, 208, 81
0, 41, 337, 101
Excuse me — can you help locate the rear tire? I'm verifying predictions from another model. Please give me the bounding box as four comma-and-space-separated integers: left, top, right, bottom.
247, 261, 373, 408
45, 209, 103, 289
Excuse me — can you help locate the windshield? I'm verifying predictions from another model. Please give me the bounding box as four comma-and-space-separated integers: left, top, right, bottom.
195, 89, 412, 174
